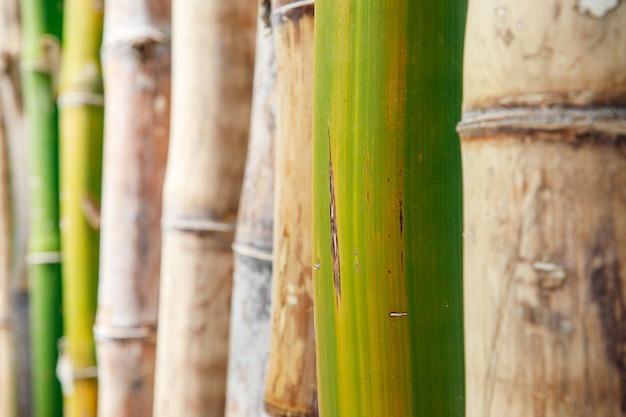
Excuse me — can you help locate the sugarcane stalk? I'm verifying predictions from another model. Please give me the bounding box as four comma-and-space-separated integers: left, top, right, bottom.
94, 1, 171, 416
459, 1, 626, 416
152, 0, 256, 415
263, 1, 317, 416
312, 1, 466, 415
57, 0, 103, 415
20, 0, 64, 416
225, 1, 275, 415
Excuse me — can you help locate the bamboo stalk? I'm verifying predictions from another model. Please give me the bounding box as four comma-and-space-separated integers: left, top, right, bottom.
152, 0, 256, 415
459, 1, 626, 416
95, 1, 171, 416
312, 1, 466, 415
57, 0, 103, 415
0, 0, 30, 415
20, 0, 64, 416
225, 1, 275, 415
263, 1, 317, 416
0, 93, 15, 417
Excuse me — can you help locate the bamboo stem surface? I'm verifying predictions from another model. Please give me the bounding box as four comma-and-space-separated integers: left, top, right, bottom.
460, 1, 626, 416
153, 0, 256, 415
58, 0, 104, 415
95, 1, 170, 416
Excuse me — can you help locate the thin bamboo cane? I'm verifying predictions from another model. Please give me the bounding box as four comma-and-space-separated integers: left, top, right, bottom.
263, 1, 317, 416
312, 1, 466, 415
20, 1, 64, 416
225, 1, 276, 415
152, 0, 256, 415
95, 1, 170, 416
0, 96, 15, 417
459, 1, 626, 416
57, 0, 103, 415
0, 1, 30, 415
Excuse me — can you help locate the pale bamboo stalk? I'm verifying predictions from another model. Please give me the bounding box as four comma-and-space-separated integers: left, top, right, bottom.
264, 1, 316, 416
95, 1, 171, 416
0, 0, 29, 415
152, 0, 256, 415
225, 1, 276, 415
459, 1, 626, 416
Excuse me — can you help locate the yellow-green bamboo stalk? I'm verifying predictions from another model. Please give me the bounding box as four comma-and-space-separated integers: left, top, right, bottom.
57, 0, 103, 415
312, 1, 466, 415
459, 1, 626, 415
95, 1, 171, 415
225, 1, 276, 415
152, 0, 256, 415
264, 1, 317, 416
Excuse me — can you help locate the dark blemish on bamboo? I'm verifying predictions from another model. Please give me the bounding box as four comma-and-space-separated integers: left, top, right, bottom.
589, 243, 626, 412
399, 198, 404, 236
328, 126, 341, 305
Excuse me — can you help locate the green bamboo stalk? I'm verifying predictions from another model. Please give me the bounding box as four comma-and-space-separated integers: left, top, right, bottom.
20, 0, 64, 416
57, 0, 103, 415
312, 1, 466, 415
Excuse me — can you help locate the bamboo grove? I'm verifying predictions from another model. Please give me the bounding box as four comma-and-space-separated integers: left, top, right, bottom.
0, 0, 624, 416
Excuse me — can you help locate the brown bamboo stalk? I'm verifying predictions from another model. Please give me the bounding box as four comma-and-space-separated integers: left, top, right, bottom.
263, 1, 316, 416
95, 1, 171, 416
459, 1, 626, 416
225, 1, 276, 415
152, 0, 256, 415
0, 1, 29, 415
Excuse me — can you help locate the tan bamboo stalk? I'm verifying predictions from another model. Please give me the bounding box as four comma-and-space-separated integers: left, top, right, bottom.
152, 0, 256, 415
0, 0, 23, 417
0, 97, 15, 417
94, 2, 171, 416
0, 1, 30, 415
263, 1, 316, 416
225, 1, 276, 415
459, 1, 626, 416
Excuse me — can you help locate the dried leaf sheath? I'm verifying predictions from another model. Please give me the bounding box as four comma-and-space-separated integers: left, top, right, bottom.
152, 0, 256, 415
460, 2, 626, 416
225, 0, 276, 415
57, 0, 104, 415
264, 1, 317, 416
95, 1, 171, 416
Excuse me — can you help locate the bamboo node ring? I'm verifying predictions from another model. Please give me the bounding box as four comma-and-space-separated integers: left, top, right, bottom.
57, 92, 105, 108
93, 323, 156, 342
232, 242, 273, 262
26, 251, 62, 265
161, 217, 236, 233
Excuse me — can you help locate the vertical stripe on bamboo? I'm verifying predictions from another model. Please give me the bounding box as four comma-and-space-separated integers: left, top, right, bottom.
460, 1, 626, 416
264, 1, 317, 416
95, 1, 171, 416
152, 0, 256, 415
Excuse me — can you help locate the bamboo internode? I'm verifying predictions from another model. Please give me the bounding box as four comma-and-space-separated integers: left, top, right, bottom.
312, 1, 465, 415
460, 1, 626, 416
263, 1, 317, 416
96, 1, 171, 416
152, 0, 256, 415
225, 0, 276, 415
